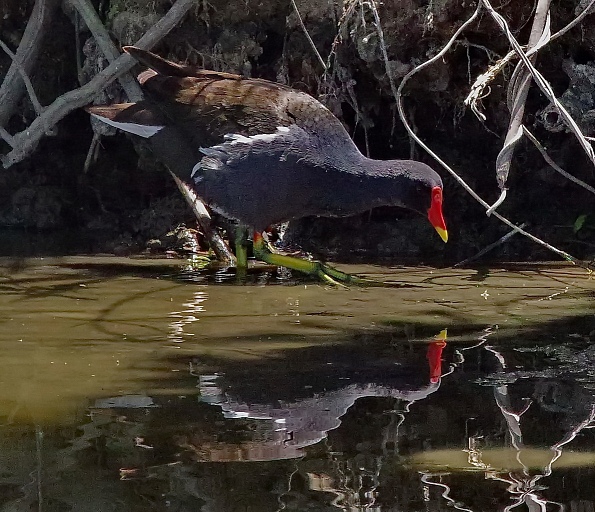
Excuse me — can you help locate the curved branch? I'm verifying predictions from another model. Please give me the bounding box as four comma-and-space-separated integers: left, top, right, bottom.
1, 0, 197, 169
0, 0, 59, 127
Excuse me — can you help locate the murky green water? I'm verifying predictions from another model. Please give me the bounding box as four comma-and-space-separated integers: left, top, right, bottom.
0, 256, 593, 511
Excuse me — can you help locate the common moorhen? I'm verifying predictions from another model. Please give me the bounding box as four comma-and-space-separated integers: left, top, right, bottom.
87, 46, 448, 283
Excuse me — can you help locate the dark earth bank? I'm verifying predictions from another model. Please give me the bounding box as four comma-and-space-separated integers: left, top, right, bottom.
0, 0, 594, 264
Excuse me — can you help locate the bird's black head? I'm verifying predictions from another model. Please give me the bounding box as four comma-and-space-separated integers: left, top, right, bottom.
386, 161, 448, 243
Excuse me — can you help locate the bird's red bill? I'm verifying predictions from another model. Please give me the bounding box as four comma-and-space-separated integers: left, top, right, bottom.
427, 186, 448, 243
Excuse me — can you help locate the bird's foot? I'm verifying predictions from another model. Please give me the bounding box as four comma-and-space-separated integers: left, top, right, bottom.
311, 261, 370, 287
252, 232, 370, 286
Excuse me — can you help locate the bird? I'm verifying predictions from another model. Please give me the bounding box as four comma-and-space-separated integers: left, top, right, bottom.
87, 46, 448, 284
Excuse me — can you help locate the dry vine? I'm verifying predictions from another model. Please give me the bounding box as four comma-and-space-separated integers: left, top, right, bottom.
288, 0, 593, 265
393, 0, 595, 267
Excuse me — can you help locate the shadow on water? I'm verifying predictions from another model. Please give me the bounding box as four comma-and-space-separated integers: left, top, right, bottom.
0, 256, 593, 510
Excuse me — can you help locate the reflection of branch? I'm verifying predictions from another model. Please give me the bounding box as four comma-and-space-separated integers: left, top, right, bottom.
486, 346, 595, 511
421, 473, 475, 512
1, 0, 196, 169
543, 404, 595, 477
493, 384, 532, 450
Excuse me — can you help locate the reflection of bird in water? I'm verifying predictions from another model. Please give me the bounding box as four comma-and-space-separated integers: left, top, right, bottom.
87, 46, 448, 283
182, 330, 449, 462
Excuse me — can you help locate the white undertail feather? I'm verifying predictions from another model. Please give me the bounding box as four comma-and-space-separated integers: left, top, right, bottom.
91, 113, 164, 138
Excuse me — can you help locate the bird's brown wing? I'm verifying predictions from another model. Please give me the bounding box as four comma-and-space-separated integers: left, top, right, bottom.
120, 46, 349, 147
87, 47, 353, 176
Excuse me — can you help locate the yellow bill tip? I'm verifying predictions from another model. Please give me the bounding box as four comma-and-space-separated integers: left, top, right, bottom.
435, 329, 448, 341
435, 227, 448, 243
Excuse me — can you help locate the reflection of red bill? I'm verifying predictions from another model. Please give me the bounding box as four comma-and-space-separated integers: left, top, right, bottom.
427, 329, 448, 384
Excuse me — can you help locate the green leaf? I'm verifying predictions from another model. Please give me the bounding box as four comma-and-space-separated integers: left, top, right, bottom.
573, 214, 588, 233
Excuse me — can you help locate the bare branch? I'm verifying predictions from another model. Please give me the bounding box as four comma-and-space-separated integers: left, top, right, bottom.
482, 0, 595, 180
0, 126, 15, 147
1, 0, 197, 169
365, 0, 399, 104
66, 0, 143, 101
465, 0, 595, 123
396, 4, 582, 266
493, 0, 551, 197
290, 0, 327, 71
0, 0, 59, 127
523, 127, 595, 195
550, 0, 595, 42
170, 173, 236, 265
0, 38, 45, 117
64, 0, 230, 261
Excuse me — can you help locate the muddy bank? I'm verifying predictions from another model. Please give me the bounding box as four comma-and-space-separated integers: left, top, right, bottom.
0, 0, 593, 264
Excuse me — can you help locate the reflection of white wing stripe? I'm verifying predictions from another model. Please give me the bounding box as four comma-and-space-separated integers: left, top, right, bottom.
91, 113, 164, 138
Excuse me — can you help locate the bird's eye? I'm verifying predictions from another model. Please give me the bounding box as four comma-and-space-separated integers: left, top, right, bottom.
433, 188, 442, 204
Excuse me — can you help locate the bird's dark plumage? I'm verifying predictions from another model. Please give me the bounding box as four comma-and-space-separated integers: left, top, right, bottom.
87, 46, 447, 248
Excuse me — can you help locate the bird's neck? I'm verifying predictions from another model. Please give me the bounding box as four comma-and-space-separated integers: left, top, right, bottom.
320, 154, 418, 216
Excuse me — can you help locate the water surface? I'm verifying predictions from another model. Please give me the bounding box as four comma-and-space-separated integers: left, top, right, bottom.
0, 257, 593, 511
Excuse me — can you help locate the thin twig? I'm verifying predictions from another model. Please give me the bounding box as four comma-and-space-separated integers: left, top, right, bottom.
486, 189, 507, 216
550, 0, 595, 42
0, 38, 45, 116
83, 132, 101, 173
464, 50, 516, 121
396, 4, 581, 265
482, 0, 595, 172
523, 127, 595, 195
0, 0, 58, 127
323, 0, 358, 82
67, 0, 233, 262
67, 0, 143, 101
493, 0, 551, 196
365, 0, 399, 103
170, 172, 236, 264
290, 0, 327, 70
464, 0, 595, 123
1, 0, 197, 169
0, 126, 15, 147
454, 223, 526, 267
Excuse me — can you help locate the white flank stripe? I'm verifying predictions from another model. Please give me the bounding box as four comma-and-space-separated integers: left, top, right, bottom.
91, 113, 164, 138
222, 126, 291, 146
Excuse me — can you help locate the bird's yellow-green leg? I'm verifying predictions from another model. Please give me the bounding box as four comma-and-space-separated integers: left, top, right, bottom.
234, 225, 249, 275
252, 232, 368, 285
